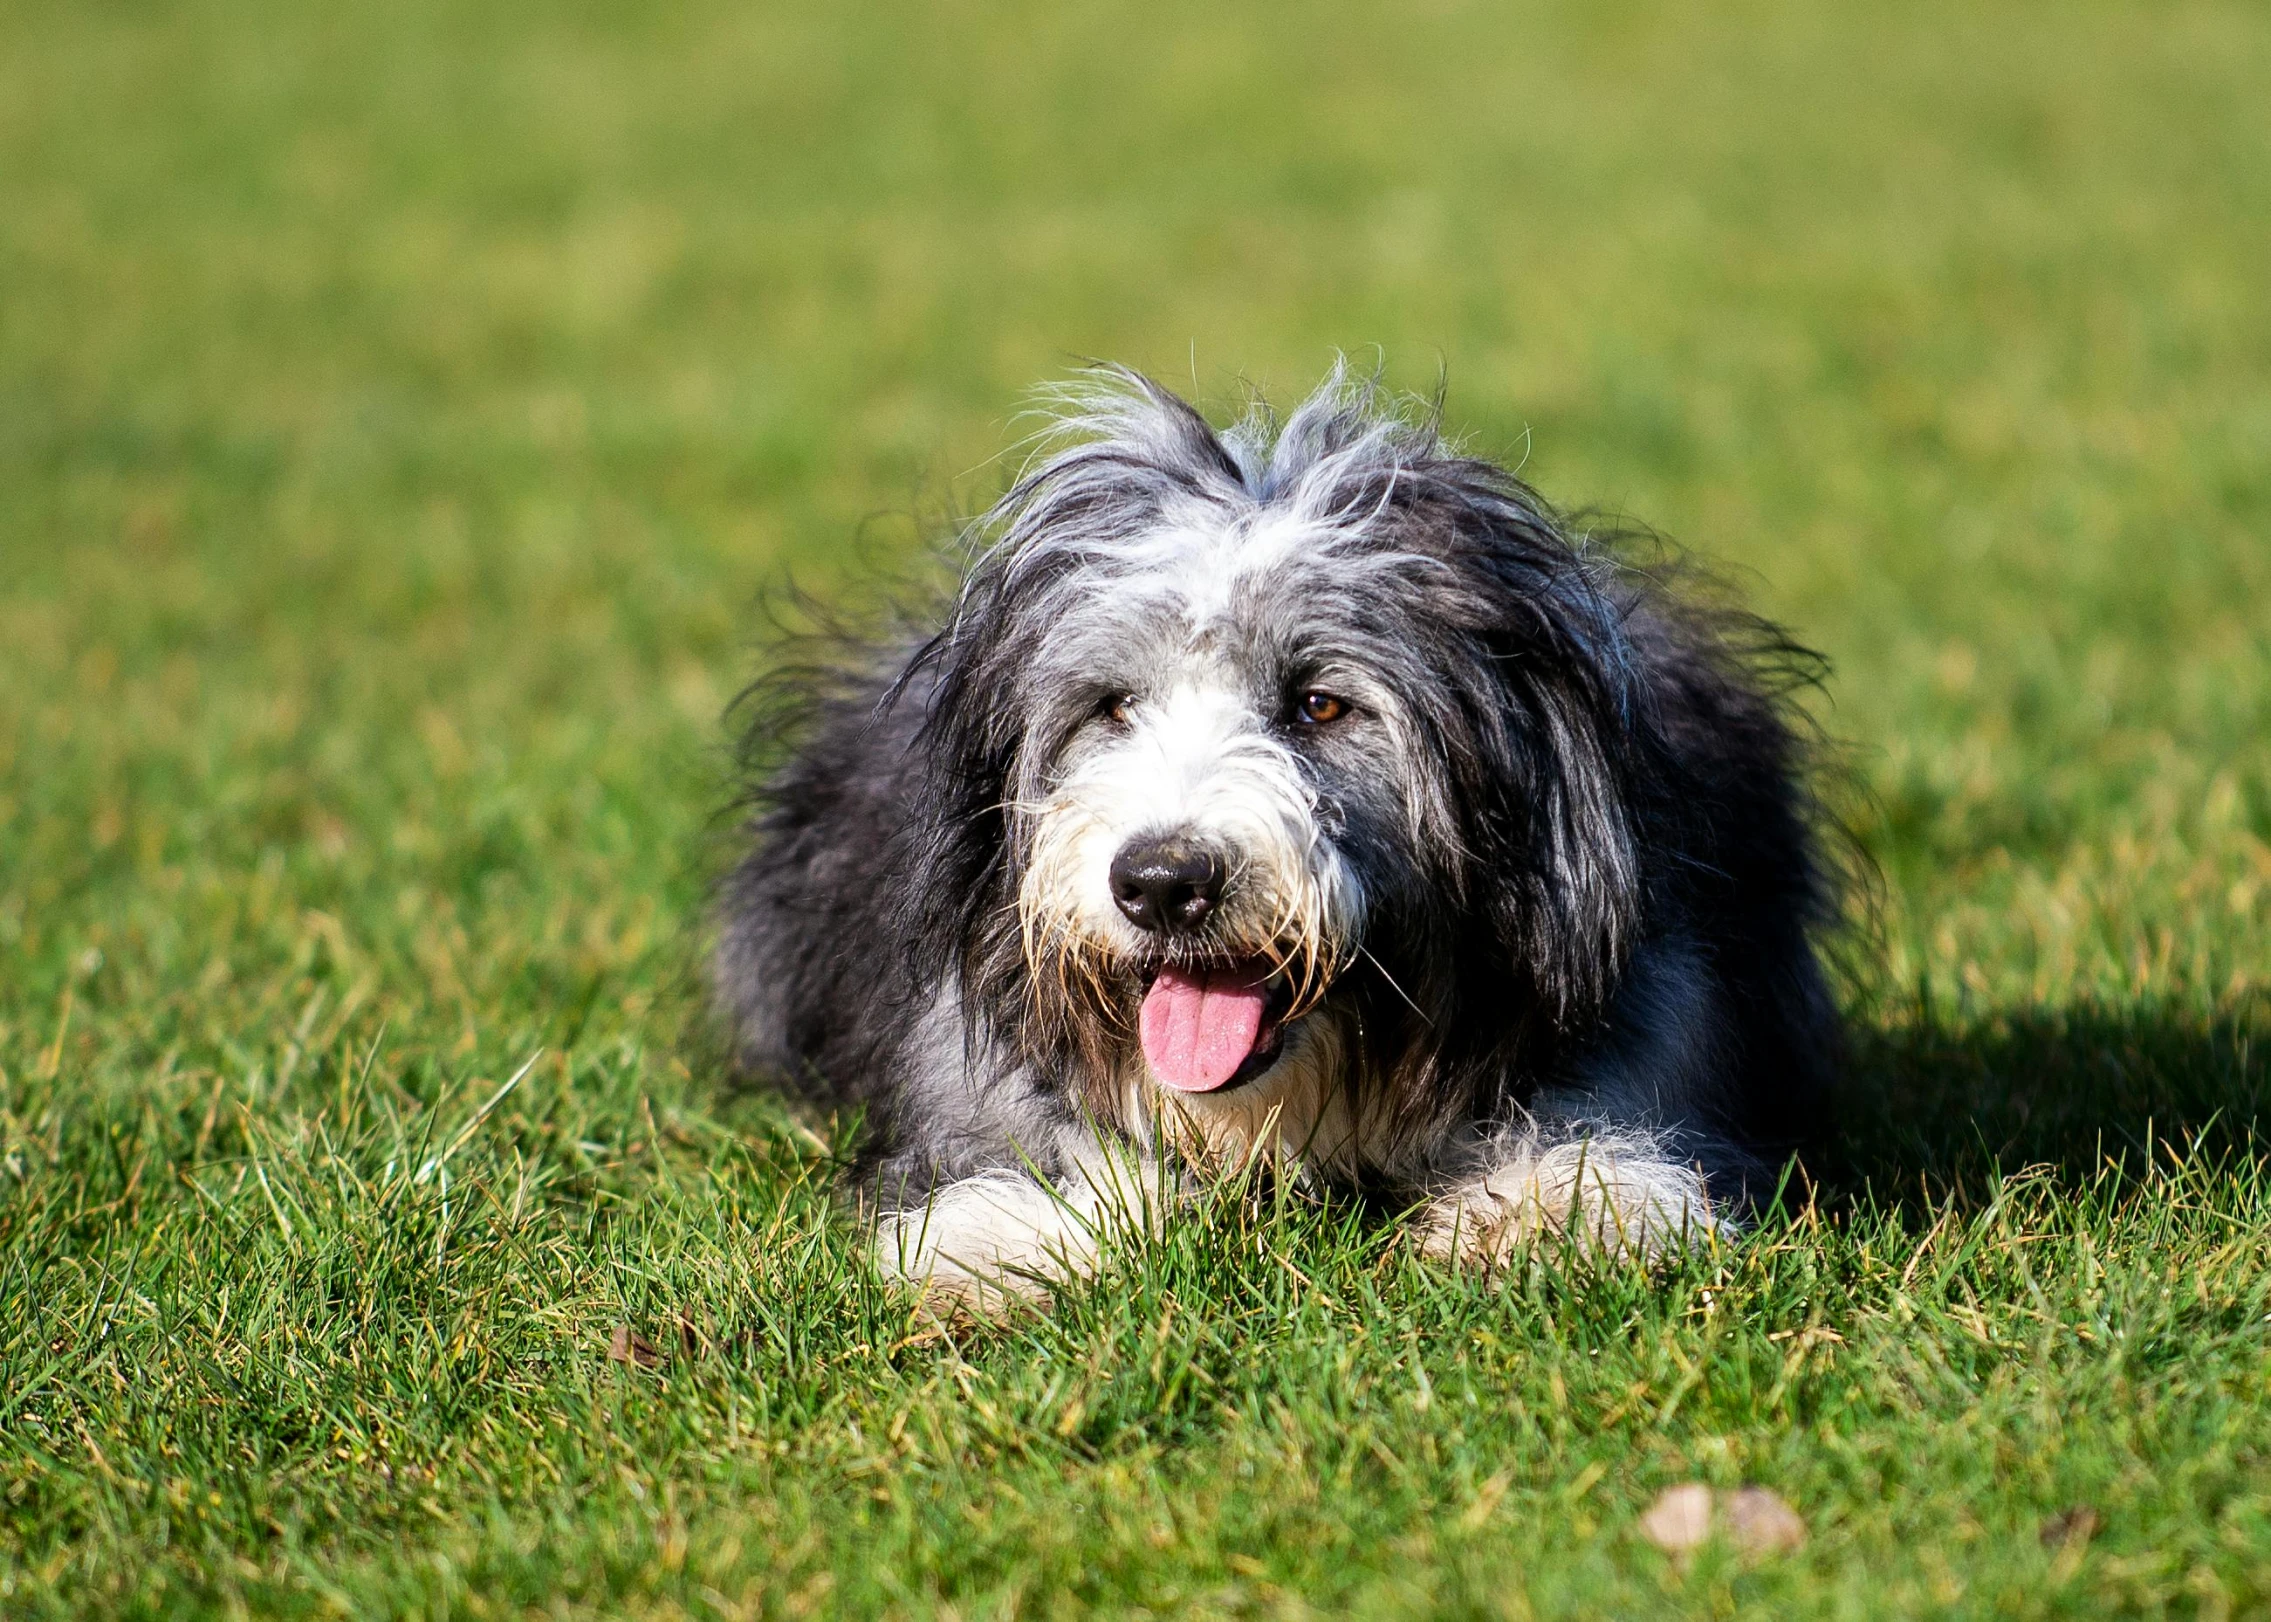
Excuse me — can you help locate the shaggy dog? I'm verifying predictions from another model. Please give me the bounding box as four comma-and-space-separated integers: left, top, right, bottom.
715, 367, 1839, 1305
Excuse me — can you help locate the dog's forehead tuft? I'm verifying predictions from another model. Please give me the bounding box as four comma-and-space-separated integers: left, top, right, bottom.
962, 363, 1631, 736
990, 362, 1458, 583
1153, 508, 1335, 629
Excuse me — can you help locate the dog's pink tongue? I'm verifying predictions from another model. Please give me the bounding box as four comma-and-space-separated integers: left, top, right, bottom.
1140, 964, 1269, 1093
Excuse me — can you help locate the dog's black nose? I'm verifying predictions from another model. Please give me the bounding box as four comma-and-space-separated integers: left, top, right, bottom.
1109, 838, 1225, 933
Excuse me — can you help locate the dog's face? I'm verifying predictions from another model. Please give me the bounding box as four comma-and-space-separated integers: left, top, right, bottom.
912, 372, 1640, 1160
1013, 507, 1444, 1111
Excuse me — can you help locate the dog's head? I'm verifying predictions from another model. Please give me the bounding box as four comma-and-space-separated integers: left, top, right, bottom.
902, 367, 1646, 1155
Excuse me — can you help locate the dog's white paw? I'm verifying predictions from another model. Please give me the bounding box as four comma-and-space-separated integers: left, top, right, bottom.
1416, 1136, 1723, 1269
873, 1159, 1156, 1316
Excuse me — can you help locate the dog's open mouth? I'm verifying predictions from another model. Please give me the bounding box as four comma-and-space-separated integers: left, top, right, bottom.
1137, 958, 1296, 1094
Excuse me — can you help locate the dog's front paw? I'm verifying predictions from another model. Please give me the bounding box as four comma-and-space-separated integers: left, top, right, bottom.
1416, 1137, 1723, 1270
873, 1170, 1115, 1318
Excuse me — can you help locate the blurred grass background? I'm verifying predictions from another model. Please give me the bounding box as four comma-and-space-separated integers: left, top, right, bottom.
3, 0, 2269, 1615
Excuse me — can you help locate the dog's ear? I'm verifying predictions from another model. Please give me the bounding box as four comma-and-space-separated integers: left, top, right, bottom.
1482, 661, 1639, 1024
1448, 523, 1645, 1030
889, 575, 1025, 987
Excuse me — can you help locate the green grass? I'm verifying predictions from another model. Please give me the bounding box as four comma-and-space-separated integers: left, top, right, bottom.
4, 0, 2270, 1614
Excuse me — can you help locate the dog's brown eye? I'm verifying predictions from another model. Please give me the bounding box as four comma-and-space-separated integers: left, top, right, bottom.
1103, 695, 1132, 724
1295, 691, 1348, 725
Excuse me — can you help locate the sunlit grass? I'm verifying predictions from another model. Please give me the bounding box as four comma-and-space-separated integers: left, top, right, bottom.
4, 0, 2269, 1614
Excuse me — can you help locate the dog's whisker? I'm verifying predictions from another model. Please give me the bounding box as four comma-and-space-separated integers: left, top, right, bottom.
1353, 945, 1431, 1027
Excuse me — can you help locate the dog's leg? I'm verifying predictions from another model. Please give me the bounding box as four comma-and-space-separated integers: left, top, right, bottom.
1418, 936, 1762, 1269
873, 1171, 1099, 1311
1415, 1120, 1723, 1269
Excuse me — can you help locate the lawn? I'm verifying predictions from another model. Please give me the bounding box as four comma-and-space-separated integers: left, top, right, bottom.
4, 0, 2270, 1614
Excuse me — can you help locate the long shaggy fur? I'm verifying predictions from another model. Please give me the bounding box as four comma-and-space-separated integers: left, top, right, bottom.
715, 365, 1841, 1300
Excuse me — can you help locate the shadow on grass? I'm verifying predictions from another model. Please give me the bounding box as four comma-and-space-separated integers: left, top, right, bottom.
1819, 993, 2269, 1201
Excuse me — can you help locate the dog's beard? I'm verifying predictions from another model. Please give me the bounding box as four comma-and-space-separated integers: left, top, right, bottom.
1014, 821, 1350, 1110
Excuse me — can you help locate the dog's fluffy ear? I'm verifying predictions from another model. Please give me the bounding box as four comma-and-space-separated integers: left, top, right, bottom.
1444, 519, 1644, 1030
1485, 664, 1639, 1023
889, 582, 1023, 986
1269, 414, 1648, 1032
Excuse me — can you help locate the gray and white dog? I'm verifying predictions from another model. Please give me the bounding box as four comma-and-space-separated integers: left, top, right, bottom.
715, 366, 1839, 1305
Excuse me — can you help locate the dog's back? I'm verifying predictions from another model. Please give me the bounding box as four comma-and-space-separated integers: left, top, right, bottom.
713, 667, 929, 1111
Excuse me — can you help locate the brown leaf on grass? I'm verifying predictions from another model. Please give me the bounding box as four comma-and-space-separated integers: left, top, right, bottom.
1639, 1483, 1807, 1559
1722, 1486, 1807, 1555
673, 1309, 712, 1361
2041, 1507, 2100, 1549
608, 1325, 664, 1371
1638, 1483, 1714, 1552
